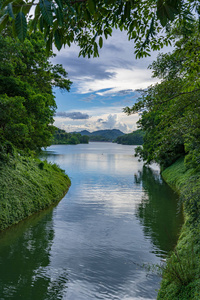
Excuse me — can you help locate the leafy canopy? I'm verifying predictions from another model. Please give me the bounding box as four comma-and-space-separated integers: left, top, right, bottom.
0, 31, 72, 152
124, 24, 200, 170
0, 0, 199, 57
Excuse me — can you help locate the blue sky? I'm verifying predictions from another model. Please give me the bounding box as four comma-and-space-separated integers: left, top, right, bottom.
51, 30, 168, 133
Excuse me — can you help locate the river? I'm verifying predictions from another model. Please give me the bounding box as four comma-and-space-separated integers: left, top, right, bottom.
0, 142, 183, 300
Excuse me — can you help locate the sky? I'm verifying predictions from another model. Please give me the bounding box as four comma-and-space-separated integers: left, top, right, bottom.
51, 29, 169, 133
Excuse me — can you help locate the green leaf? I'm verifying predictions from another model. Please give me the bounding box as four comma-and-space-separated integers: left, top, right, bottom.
87, 0, 96, 15
29, 18, 37, 32
84, 9, 91, 21
39, 15, 44, 32
34, 4, 41, 21
0, 14, 9, 32
0, 0, 12, 10
46, 37, 51, 54
124, 1, 131, 20
56, 7, 63, 26
157, 0, 168, 27
99, 36, 103, 48
53, 20, 58, 30
12, 18, 17, 37
55, 0, 63, 10
104, 0, 115, 4
7, 3, 14, 19
54, 29, 63, 50
164, 4, 176, 21
46, 32, 53, 55
12, 1, 23, 15
94, 41, 99, 56
39, 0, 53, 26
15, 11, 27, 41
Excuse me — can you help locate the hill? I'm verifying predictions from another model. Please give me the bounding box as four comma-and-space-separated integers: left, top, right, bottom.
76, 129, 124, 142
52, 128, 89, 144
114, 130, 144, 145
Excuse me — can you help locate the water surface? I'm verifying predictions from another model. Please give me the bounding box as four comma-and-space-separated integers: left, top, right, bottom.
0, 142, 183, 299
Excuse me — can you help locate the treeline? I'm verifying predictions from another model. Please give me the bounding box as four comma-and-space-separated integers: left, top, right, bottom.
114, 130, 144, 145
125, 23, 200, 171
52, 128, 89, 144
125, 22, 200, 299
89, 135, 110, 142
0, 29, 71, 157
0, 24, 71, 230
76, 129, 124, 142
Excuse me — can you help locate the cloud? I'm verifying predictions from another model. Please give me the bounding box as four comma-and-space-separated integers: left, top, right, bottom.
74, 67, 158, 95
54, 109, 140, 133
97, 118, 103, 122
56, 111, 90, 119
51, 29, 163, 95
52, 29, 173, 134
97, 114, 129, 132
80, 94, 96, 103
118, 89, 134, 95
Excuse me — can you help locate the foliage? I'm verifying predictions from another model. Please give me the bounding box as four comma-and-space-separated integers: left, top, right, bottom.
158, 158, 200, 299
162, 158, 200, 227
0, 150, 71, 231
0, 0, 199, 57
124, 25, 200, 169
77, 129, 124, 141
0, 31, 72, 152
88, 135, 110, 142
52, 127, 89, 144
114, 129, 144, 145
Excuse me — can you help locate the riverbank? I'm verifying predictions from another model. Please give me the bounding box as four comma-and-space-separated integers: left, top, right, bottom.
0, 153, 71, 231
157, 158, 200, 299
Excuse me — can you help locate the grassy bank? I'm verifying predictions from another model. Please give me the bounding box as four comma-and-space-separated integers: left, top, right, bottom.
157, 158, 200, 299
0, 153, 71, 231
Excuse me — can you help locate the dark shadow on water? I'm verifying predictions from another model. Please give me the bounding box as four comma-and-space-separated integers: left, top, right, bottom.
0, 208, 68, 300
134, 166, 184, 256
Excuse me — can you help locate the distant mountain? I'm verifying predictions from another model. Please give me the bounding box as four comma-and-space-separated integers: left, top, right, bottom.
114, 130, 144, 145
74, 129, 125, 141
78, 130, 91, 136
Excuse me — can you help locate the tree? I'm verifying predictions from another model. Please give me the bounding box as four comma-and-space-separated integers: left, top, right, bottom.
0, 30, 72, 152
114, 129, 144, 145
124, 25, 200, 170
52, 127, 89, 144
0, 0, 199, 58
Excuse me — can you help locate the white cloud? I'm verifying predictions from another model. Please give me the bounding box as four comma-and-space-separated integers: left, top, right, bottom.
75, 67, 158, 95
54, 107, 140, 133
52, 29, 163, 95
52, 29, 172, 132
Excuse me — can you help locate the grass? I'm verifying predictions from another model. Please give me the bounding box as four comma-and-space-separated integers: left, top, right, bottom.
157, 157, 200, 299
0, 153, 71, 231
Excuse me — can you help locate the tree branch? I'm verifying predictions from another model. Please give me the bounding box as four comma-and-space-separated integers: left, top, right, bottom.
157, 88, 200, 105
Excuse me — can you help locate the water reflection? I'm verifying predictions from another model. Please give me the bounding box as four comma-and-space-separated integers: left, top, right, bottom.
135, 166, 183, 255
0, 209, 68, 300
0, 143, 183, 300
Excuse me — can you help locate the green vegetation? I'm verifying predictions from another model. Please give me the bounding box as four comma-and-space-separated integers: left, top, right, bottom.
157, 158, 200, 299
124, 21, 200, 299
0, 0, 199, 58
0, 148, 71, 231
53, 127, 89, 144
125, 23, 200, 170
77, 129, 124, 142
0, 24, 71, 230
0, 30, 71, 152
114, 130, 144, 145
0, 0, 199, 294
